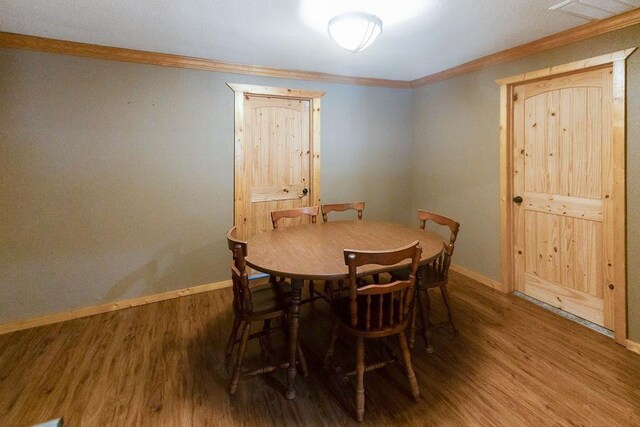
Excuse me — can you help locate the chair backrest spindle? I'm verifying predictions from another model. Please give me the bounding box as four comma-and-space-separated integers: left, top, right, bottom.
343, 241, 422, 332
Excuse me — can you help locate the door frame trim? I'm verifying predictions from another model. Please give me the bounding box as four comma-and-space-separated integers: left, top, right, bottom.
227, 83, 325, 238
496, 48, 636, 345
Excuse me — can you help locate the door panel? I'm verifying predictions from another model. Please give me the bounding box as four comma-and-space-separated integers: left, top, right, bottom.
524, 211, 602, 295
524, 272, 604, 326
243, 96, 312, 238
523, 87, 602, 198
513, 66, 614, 330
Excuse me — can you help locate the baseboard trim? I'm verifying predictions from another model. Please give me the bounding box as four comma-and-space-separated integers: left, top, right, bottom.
627, 339, 640, 355
0, 279, 236, 335
450, 264, 507, 293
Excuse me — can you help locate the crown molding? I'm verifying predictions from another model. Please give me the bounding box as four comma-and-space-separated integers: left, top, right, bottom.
1, 8, 638, 90
227, 83, 325, 98
0, 31, 410, 89
496, 47, 636, 85
411, 8, 640, 88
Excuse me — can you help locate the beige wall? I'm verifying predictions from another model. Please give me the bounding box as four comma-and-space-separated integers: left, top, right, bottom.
411, 24, 640, 340
2, 25, 639, 341
0, 49, 413, 323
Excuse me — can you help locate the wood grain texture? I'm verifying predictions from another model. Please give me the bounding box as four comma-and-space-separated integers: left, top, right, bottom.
409, 210, 461, 349
523, 192, 603, 221
226, 226, 308, 396
602, 65, 615, 332
499, 84, 514, 293
227, 83, 325, 98
627, 339, 640, 355
516, 67, 612, 329
270, 206, 318, 230
1, 271, 639, 426
310, 98, 322, 210
245, 221, 444, 281
246, 96, 311, 235
321, 202, 365, 222
326, 242, 422, 421
412, 10, 640, 87
0, 279, 232, 335
450, 264, 505, 292
495, 48, 636, 85
611, 58, 627, 344
233, 90, 248, 239
0, 32, 409, 89
501, 51, 630, 343
524, 272, 605, 325
231, 84, 323, 241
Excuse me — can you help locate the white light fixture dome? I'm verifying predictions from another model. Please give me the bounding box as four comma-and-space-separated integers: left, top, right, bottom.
328, 12, 383, 52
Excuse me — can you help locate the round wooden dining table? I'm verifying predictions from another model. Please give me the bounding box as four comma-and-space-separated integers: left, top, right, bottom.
245, 220, 445, 400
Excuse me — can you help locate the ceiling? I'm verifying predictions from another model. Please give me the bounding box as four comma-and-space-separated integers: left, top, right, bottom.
0, 0, 638, 81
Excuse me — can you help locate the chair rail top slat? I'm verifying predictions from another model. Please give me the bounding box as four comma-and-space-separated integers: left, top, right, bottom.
227, 226, 248, 256
271, 206, 319, 229
357, 280, 412, 295
245, 220, 444, 280
343, 240, 420, 266
321, 201, 365, 222
417, 209, 460, 248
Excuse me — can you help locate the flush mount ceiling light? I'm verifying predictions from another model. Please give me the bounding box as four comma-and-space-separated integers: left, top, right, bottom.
328, 12, 383, 52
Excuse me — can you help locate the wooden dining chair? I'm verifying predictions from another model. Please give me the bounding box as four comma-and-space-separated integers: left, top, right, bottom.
271, 205, 319, 229
320, 201, 378, 298
324, 241, 422, 422
406, 210, 460, 350
225, 227, 308, 395
321, 201, 365, 222
270, 206, 319, 299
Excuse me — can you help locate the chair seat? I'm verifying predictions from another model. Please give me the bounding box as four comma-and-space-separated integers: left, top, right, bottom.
247, 283, 293, 319
332, 295, 403, 332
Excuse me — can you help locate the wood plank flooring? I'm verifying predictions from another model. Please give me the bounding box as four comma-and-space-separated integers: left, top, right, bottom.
1, 271, 639, 426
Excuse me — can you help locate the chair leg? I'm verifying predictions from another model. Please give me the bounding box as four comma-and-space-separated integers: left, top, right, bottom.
355, 336, 366, 422
259, 319, 272, 365
263, 318, 272, 337
324, 321, 340, 369
333, 279, 345, 304
297, 343, 309, 377
381, 337, 397, 361
229, 321, 251, 395
398, 332, 421, 402
408, 293, 418, 349
440, 285, 458, 335
323, 280, 334, 302
225, 316, 242, 367
418, 288, 434, 353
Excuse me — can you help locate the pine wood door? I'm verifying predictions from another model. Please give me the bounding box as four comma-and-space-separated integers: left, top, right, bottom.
512, 66, 615, 330
238, 95, 313, 239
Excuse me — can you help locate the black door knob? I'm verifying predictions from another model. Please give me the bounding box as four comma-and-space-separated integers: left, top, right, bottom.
302, 188, 308, 195
513, 196, 523, 204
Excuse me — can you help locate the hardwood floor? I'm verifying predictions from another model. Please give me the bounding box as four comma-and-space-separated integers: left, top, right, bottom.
1, 271, 639, 426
